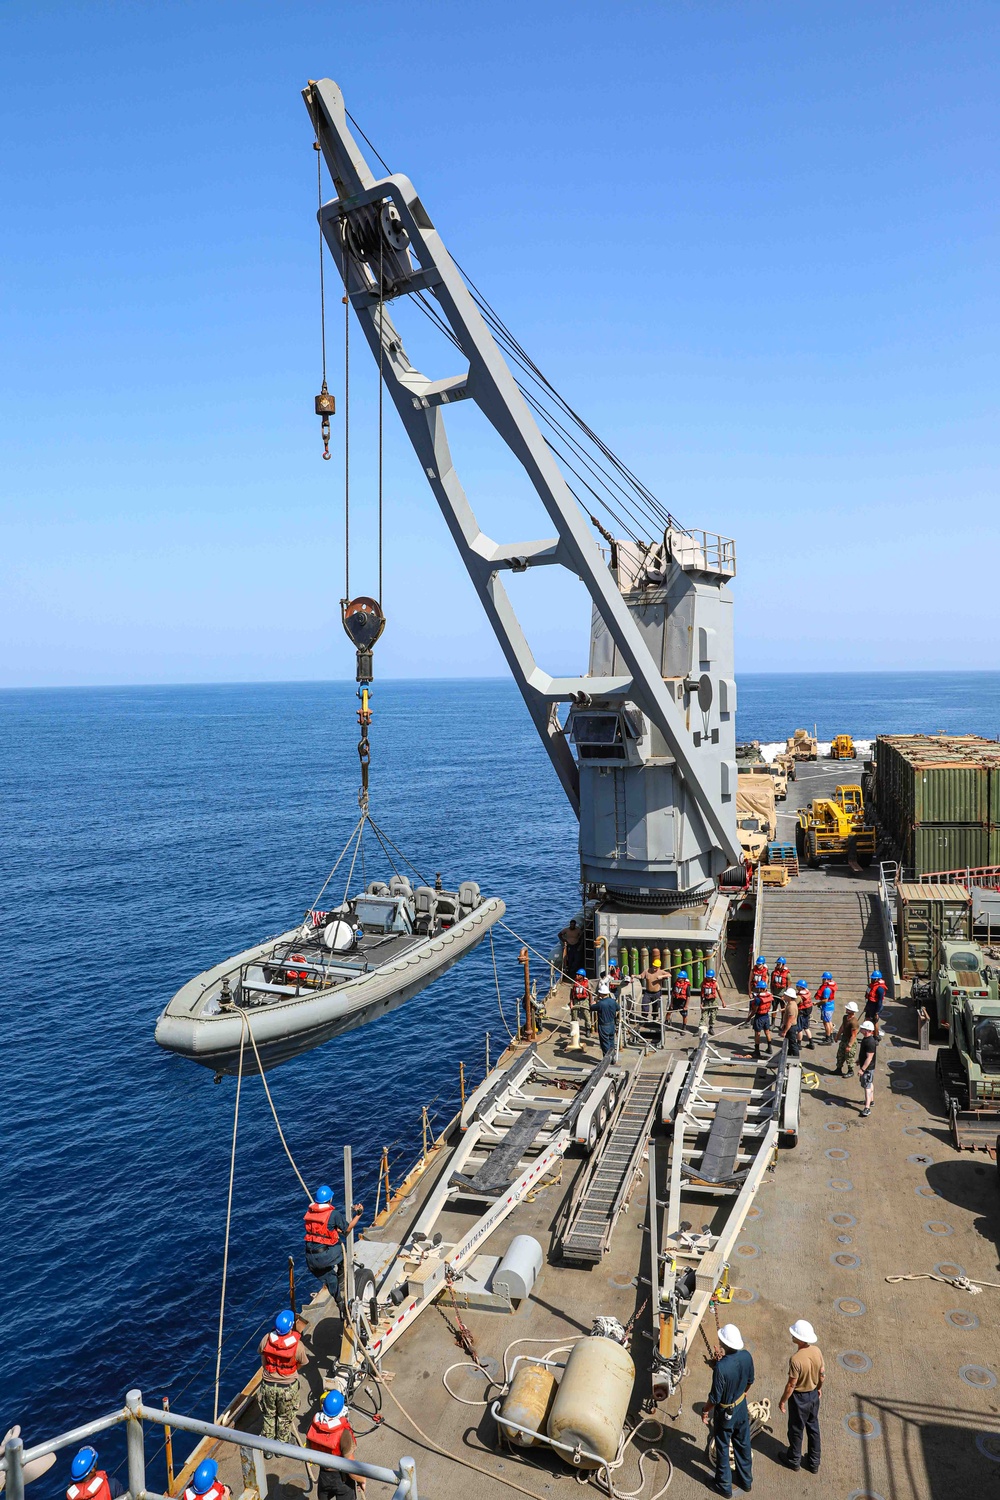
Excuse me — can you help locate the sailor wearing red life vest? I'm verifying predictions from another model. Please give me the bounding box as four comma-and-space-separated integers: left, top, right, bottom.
258, 1308, 309, 1445
750, 983, 773, 1057
794, 980, 815, 1051
671, 970, 691, 1030
67, 1449, 122, 1500
749, 957, 769, 1002
770, 958, 790, 997
865, 971, 887, 1035
569, 969, 593, 1036
700, 969, 720, 1035
304, 1185, 364, 1304
180, 1460, 231, 1500
307, 1390, 365, 1500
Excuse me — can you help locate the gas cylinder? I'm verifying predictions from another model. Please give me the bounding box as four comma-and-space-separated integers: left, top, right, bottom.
547, 1336, 635, 1467
671, 946, 682, 977
639, 945, 649, 976
619, 948, 629, 977
682, 946, 693, 977
693, 948, 704, 989
630, 946, 639, 976
500, 1362, 558, 1446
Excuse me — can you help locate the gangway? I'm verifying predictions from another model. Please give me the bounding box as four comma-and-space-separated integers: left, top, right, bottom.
559, 1064, 665, 1265
650, 1038, 800, 1400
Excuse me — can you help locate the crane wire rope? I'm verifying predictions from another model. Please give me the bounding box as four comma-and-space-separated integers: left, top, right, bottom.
343, 236, 351, 598
213, 1023, 246, 1422
317, 135, 328, 395
378, 233, 385, 605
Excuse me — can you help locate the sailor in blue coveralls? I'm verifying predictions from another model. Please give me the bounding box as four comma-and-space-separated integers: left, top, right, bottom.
702, 1322, 755, 1496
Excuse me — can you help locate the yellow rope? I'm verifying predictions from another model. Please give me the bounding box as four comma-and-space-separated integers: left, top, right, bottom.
236, 1007, 312, 1200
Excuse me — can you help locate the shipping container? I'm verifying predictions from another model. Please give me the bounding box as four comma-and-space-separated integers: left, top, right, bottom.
906, 824, 991, 878
897, 882, 972, 979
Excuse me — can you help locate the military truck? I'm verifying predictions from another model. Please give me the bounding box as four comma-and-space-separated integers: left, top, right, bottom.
738, 761, 788, 800
736, 775, 777, 865
914, 939, 1000, 1148
786, 728, 818, 761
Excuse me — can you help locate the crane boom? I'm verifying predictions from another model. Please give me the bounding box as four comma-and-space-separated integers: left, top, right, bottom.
304, 79, 740, 895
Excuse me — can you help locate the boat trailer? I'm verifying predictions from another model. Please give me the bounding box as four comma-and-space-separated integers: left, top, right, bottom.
649, 1037, 801, 1400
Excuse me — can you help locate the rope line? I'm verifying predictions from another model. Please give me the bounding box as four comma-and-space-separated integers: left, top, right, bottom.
235, 1008, 312, 1200
489, 928, 515, 1041
213, 1023, 246, 1421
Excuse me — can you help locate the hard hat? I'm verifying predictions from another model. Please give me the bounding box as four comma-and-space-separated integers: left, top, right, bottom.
597, 981, 610, 996
71, 1450, 98, 1481
777, 957, 787, 966
789, 1319, 817, 1344
846, 1001, 858, 1012
756, 957, 766, 965
717, 1324, 744, 1350
275, 1308, 296, 1335
822, 972, 833, 981
193, 1461, 219, 1495
677, 970, 687, 980
315, 1185, 334, 1205
652, 959, 662, 968
796, 980, 808, 990
706, 969, 715, 978
576, 968, 587, 977
872, 970, 882, 980
322, 1390, 346, 1418
754, 981, 766, 991
784, 987, 798, 999
859, 1020, 875, 1032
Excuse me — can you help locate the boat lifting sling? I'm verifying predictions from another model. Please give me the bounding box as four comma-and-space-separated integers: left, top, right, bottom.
342, 596, 385, 815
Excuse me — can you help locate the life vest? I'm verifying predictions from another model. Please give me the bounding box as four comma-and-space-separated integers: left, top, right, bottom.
68, 1474, 112, 1500
307, 1412, 354, 1457
750, 963, 768, 989
286, 954, 310, 984
261, 1328, 301, 1378
866, 979, 886, 1006
753, 992, 772, 1017
701, 978, 718, 1001
183, 1483, 227, 1500
304, 1203, 341, 1248
797, 988, 813, 1010
770, 966, 789, 995
674, 978, 690, 1000
571, 979, 590, 1003
816, 980, 837, 1003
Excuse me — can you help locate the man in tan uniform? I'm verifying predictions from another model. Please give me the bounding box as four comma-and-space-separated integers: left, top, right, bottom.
778, 1318, 824, 1473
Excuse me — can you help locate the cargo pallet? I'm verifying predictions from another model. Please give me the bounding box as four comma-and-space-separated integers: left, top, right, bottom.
766, 841, 800, 875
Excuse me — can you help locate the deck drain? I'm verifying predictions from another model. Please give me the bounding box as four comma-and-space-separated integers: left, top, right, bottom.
892, 1079, 913, 1091
825, 1122, 847, 1132
907, 1153, 934, 1166
915, 1184, 939, 1198
896, 1101, 918, 1112
746, 1206, 763, 1220
829, 1212, 856, 1228
888, 1058, 908, 1068
608, 1273, 636, 1288
832, 1252, 861, 1268
837, 1234, 853, 1245
935, 1262, 966, 1279
829, 1178, 854, 1192
735, 1242, 760, 1259
903, 1127, 925, 1137
946, 1310, 980, 1329
843, 1413, 881, 1439
924, 1221, 954, 1236
959, 1365, 997, 1389
826, 1148, 850, 1161
976, 1433, 1000, 1462
731, 1286, 758, 1304
838, 1351, 873, 1373
835, 1298, 867, 1317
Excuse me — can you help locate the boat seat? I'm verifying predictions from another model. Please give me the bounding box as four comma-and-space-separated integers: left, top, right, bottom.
366, 880, 390, 897
413, 886, 438, 934
687, 1097, 748, 1186
389, 875, 413, 899
450, 1108, 549, 1196
436, 893, 458, 924
458, 880, 481, 916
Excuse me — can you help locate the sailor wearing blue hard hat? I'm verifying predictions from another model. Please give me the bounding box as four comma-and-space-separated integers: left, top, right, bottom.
304, 1187, 364, 1306
258, 1308, 309, 1447
816, 972, 838, 1042
181, 1459, 231, 1500
67, 1448, 123, 1500
307, 1389, 364, 1500
700, 967, 719, 1035
864, 970, 887, 1035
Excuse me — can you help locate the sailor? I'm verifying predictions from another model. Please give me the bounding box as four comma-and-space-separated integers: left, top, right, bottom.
559, 919, 584, 978
781, 987, 800, 1057
66, 1449, 122, 1500
304, 1186, 364, 1306
701, 1323, 755, 1498
700, 969, 720, 1035
671, 969, 691, 1030
639, 957, 666, 1019
770, 956, 790, 997
181, 1462, 231, 1500
569, 969, 593, 1036
834, 1001, 860, 1076
749, 956, 769, 1007
258, 1308, 309, 1446
779, 1319, 824, 1474
816, 973, 837, 1042
307, 1390, 365, 1500
595, 980, 618, 1058
864, 970, 887, 1035
857, 1019, 879, 1117
794, 979, 815, 1050
750, 981, 772, 1056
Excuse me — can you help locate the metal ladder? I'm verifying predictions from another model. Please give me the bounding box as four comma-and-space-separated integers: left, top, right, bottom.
560, 1067, 664, 1265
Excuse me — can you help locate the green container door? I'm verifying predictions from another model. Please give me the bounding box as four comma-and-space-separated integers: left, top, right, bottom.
913, 765, 987, 825
910, 825, 990, 877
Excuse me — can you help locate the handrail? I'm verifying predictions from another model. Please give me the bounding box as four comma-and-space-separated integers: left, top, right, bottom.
751, 868, 764, 969
877, 861, 900, 991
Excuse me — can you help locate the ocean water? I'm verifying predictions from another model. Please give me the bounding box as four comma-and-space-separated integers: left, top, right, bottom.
3, 672, 1000, 1485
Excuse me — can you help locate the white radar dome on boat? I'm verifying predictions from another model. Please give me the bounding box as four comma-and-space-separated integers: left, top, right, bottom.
322, 919, 357, 952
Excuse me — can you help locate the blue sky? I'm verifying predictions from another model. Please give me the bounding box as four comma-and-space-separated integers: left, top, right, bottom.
1, 1, 997, 687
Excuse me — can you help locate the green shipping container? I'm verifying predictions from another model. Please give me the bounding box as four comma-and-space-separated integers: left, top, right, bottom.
897, 882, 972, 979
908, 824, 991, 878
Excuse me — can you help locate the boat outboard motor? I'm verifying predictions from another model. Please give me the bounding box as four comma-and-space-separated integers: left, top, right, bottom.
322, 919, 357, 953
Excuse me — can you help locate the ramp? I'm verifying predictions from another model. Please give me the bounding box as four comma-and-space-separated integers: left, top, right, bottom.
757, 887, 891, 993
560, 1068, 664, 1265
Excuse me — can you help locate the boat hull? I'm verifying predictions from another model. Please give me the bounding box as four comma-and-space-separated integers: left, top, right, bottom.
154, 898, 506, 1074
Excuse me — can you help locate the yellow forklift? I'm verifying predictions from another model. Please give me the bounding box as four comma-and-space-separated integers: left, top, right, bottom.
796, 784, 875, 868
830, 733, 857, 759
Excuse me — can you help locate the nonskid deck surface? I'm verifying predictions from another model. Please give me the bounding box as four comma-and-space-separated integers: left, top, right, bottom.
210, 979, 1000, 1500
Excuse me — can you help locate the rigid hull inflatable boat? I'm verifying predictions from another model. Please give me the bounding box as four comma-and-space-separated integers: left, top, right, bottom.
155, 876, 505, 1074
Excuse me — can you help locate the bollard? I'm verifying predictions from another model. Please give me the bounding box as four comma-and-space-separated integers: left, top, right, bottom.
400, 1456, 418, 1500
125, 1392, 146, 1500
4, 1438, 24, 1500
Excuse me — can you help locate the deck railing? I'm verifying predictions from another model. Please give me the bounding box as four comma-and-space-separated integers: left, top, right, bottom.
878, 860, 901, 990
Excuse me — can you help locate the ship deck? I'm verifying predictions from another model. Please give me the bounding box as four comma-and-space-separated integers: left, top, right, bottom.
202, 760, 1000, 1500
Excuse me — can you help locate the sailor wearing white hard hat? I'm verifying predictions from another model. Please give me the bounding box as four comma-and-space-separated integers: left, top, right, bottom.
834, 1000, 860, 1077
779, 1318, 825, 1473
858, 1017, 879, 1116
702, 1323, 755, 1495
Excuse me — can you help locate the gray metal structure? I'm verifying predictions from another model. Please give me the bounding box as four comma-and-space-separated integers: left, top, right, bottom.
304, 80, 739, 896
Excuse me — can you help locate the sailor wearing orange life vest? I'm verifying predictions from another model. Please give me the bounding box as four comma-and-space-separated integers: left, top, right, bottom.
307, 1389, 365, 1500
749, 957, 769, 1003
181, 1461, 231, 1500
66, 1449, 122, 1500
304, 1184, 364, 1303
569, 969, 593, 1036
770, 958, 790, 998
258, 1308, 309, 1446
